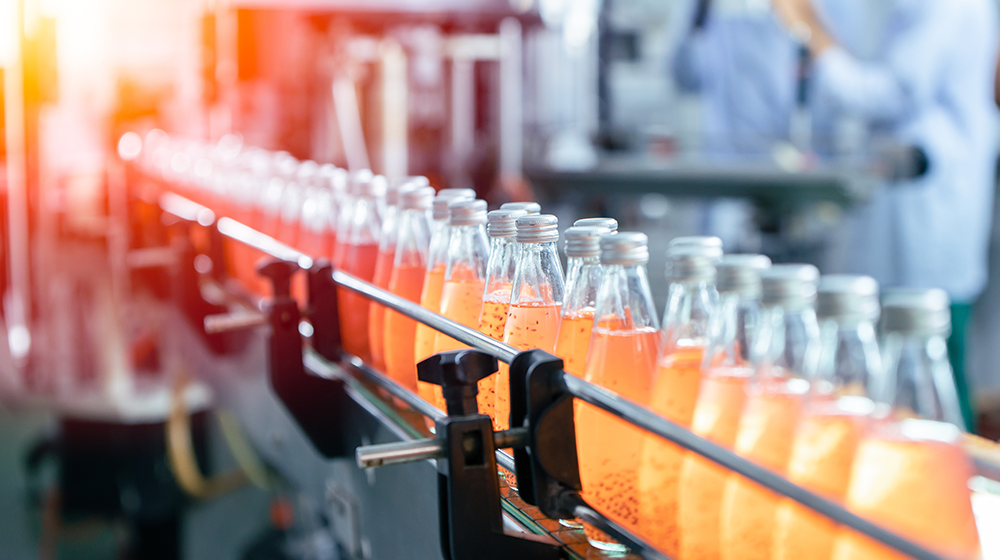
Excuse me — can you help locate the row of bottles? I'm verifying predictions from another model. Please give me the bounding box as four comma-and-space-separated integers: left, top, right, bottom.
135, 132, 980, 560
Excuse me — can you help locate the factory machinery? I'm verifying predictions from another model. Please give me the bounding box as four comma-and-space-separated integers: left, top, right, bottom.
92, 129, 1000, 560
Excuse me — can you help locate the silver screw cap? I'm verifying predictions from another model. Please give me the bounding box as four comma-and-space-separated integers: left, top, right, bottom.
881, 288, 951, 337
761, 264, 820, 309
400, 185, 436, 210
432, 189, 476, 220
515, 214, 559, 243
666, 245, 718, 283
600, 232, 649, 266
716, 254, 772, 299
448, 199, 488, 226
816, 275, 880, 323
564, 226, 607, 258
487, 209, 527, 238
666, 236, 723, 260
501, 201, 541, 215
347, 169, 376, 195
574, 217, 618, 233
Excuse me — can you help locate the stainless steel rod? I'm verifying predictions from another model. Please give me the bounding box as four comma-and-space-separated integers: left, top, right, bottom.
333, 270, 519, 364
357, 438, 445, 468
346, 356, 445, 421
560, 374, 951, 560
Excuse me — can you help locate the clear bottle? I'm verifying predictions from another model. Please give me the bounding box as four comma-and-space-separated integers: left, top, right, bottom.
677, 254, 772, 560
573, 217, 618, 233
499, 201, 541, 215
638, 245, 719, 557
495, 215, 565, 432
298, 166, 340, 259
833, 289, 980, 560
774, 275, 882, 560
476, 209, 527, 422
577, 232, 660, 551
277, 160, 318, 248
369, 176, 431, 372
260, 153, 299, 239
332, 172, 385, 362
555, 225, 613, 378
720, 264, 820, 560
383, 185, 436, 392
412, 189, 476, 375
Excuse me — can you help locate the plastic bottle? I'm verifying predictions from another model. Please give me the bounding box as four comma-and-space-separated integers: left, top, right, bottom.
476, 209, 528, 422
639, 244, 719, 556
383, 185, 436, 392
677, 254, 771, 560
719, 264, 820, 560
577, 232, 660, 551
332, 172, 385, 362
369, 176, 430, 372
832, 289, 980, 560
773, 275, 882, 560
495, 215, 565, 432
555, 225, 613, 378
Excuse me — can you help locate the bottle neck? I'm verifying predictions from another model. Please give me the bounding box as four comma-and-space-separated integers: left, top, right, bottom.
662, 280, 718, 351
879, 331, 965, 429
510, 240, 565, 306
393, 208, 433, 268
336, 193, 381, 245
752, 304, 821, 382
562, 258, 604, 317
815, 317, 882, 400
484, 236, 518, 296
444, 224, 489, 281
427, 221, 453, 269
594, 263, 659, 332
378, 205, 400, 251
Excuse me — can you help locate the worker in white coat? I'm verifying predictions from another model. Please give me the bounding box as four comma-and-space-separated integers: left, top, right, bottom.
673, 0, 1000, 430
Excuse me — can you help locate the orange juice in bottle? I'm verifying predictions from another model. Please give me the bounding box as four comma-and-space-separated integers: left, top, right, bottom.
639, 241, 720, 556
476, 209, 527, 421
413, 190, 475, 406
676, 254, 770, 560
383, 185, 435, 392
497, 214, 565, 430
719, 264, 820, 560
773, 275, 883, 560
555, 223, 614, 377
577, 232, 660, 551
368, 177, 429, 372
297, 167, 338, 259
331, 172, 385, 362
832, 289, 980, 560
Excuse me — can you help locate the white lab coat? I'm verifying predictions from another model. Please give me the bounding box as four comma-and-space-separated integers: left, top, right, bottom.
676, 0, 1000, 302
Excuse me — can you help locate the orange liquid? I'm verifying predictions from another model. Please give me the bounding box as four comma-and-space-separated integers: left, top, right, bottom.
414, 265, 446, 408
429, 278, 486, 412
773, 401, 871, 560
577, 326, 660, 543
832, 426, 981, 560
367, 249, 396, 372
554, 311, 595, 377
495, 303, 562, 431
477, 293, 511, 424
336, 242, 379, 362
677, 368, 752, 560
719, 377, 807, 560
383, 264, 426, 392
638, 346, 705, 556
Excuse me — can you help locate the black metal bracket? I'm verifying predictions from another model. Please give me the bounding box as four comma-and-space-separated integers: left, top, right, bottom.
418, 351, 563, 560
306, 259, 342, 362
509, 349, 582, 519
260, 258, 351, 459
171, 225, 232, 354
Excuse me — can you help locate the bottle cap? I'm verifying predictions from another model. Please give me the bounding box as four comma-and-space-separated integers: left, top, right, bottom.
387, 176, 431, 205
716, 254, 772, 299
296, 160, 319, 184
433, 189, 475, 220
448, 199, 488, 226
327, 167, 349, 193
515, 214, 559, 243
392, 175, 430, 189
501, 201, 541, 215
573, 217, 618, 233
881, 288, 951, 337
761, 264, 819, 309
666, 245, 717, 283
347, 170, 381, 196
400, 185, 436, 211
816, 275, 880, 323
600, 232, 649, 266
666, 236, 723, 260
564, 226, 607, 258
487, 209, 527, 238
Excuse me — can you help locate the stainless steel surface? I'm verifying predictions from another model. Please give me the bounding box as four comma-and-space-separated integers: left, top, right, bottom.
216, 217, 313, 269
559, 373, 950, 560
204, 311, 268, 334
356, 428, 528, 469
333, 270, 519, 364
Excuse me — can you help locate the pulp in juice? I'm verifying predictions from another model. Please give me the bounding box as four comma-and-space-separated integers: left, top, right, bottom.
429, 277, 486, 412
677, 368, 752, 560
367, 249, 396, 372
554, 311, 595, 377
773, 398, 872, 560
335, 242, 379, 362
477, 291, 511, 424
414, 265, 446, 407
577, 326, 660, 545
831, 422, 981, 560
384, 264, 426, 392
495, 303, 562, 431
719, 376, 808, 560
637, 346, 705, 556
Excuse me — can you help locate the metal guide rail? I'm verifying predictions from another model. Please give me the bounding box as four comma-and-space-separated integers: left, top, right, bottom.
143, 184, 967, 560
